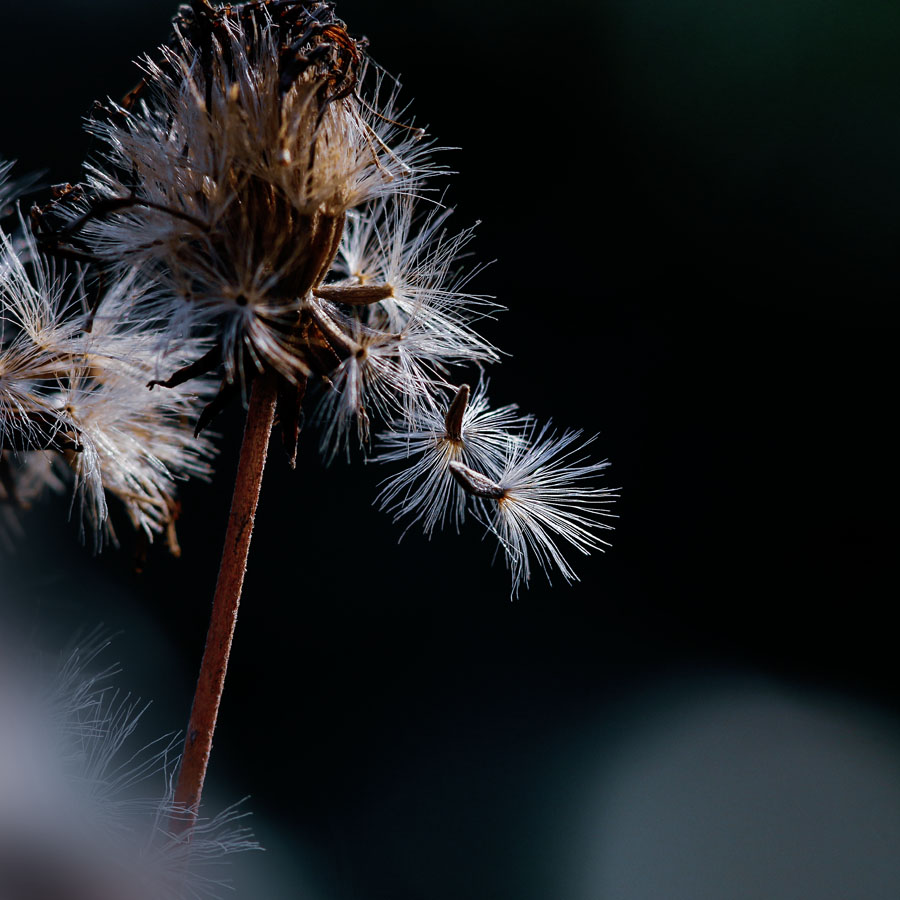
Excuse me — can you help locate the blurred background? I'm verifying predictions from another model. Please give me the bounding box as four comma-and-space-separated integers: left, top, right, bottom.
1, 1, 898, 897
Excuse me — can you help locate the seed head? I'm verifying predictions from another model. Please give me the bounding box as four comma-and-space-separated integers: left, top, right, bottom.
376, 378, 530, 536
449, 424, 619, 596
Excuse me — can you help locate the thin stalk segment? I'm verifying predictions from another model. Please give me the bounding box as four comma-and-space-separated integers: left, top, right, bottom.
173, 370, 279, 824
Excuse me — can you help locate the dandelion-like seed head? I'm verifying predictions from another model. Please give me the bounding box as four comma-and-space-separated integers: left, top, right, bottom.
449, 424, 619, 596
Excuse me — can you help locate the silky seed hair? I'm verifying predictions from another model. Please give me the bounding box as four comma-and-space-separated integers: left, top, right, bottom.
375, 379, 531, 537
1, 206, 217, 551
449, 425, 619, 596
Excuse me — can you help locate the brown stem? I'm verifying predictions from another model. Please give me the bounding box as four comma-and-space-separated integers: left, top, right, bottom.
173, 370, 279, 826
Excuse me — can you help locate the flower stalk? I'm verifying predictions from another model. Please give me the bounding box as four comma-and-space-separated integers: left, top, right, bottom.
173, 369, 280, 823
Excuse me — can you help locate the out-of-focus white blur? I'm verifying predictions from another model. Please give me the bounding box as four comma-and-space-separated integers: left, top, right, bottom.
0, 626, 269, 900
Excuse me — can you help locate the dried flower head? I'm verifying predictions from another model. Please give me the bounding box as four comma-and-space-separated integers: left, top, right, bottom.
39, 1, 437, 404
25, 2, 617, 590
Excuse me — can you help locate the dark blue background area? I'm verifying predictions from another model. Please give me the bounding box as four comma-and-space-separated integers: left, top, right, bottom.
2, 2, 897, 898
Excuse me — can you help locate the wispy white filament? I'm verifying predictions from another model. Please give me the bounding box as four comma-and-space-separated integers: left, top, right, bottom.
376, 379, 529, 535
483, 424, 618, 596
1, 210, 217, 549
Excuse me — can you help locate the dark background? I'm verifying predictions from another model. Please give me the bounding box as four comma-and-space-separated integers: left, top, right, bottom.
2, 1, 898, 898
